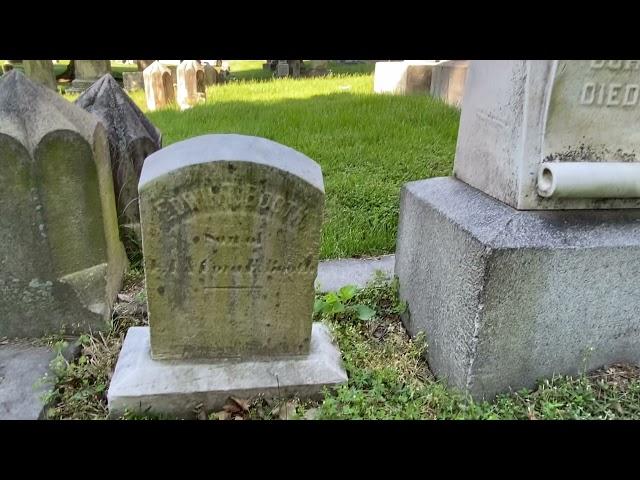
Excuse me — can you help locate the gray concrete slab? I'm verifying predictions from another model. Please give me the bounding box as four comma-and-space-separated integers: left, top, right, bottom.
396, 176, 640, 400
107, 323, 347, 418
315, 255, 395, 293
0, 339, 77, 420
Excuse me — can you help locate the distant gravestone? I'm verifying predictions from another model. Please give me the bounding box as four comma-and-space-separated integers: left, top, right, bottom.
177, 60, 206, 110
123, 71, 144, 92
277, 61, 290, 77
430, 60, 468, 108
143, 61, 175, 111
0, 71, 127, 338
23, 60, 57, 90
75, 74, 162, 246
108, 134, 347, 417
374, 61, 444, 95
67, 60, 111, 93
202, 62, 218, 85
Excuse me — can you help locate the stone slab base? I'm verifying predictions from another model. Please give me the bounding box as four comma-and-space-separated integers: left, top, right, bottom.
107, 323, 347, 418
0, 339, 79, 419
315, 255, 395, 292
66, 78, 98, 94
395, 176, 640, 400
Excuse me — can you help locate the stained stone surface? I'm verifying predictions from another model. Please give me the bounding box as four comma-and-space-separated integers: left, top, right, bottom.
395, 177, 640, 399
75, 74, 162, 242
107, 324, 347, 418
454, 60, 640, 210
430, 60, 468, 107
176, 60, 206, 110
374, 61, 443, 94
143, 61, 175, 111
0, 71, 127, 338
23, 60, 57, 90
139, 134, 325, 360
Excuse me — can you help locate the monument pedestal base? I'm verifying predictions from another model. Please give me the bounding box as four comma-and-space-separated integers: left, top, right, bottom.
395, 176, 640, 400
107, 324, 347, 418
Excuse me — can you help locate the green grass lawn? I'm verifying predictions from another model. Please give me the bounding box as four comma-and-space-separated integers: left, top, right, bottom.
126, 61, 458, 259
7, 60, 441, 258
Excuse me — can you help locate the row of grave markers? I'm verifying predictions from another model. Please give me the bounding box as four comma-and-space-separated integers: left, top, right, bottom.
0, 69, 346, 417
2, 60, 640, 416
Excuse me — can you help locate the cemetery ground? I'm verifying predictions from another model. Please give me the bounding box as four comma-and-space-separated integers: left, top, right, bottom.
43, 271, 640, 420
5, 61, 640, 420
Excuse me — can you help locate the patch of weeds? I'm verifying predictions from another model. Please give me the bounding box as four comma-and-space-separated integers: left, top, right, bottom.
44, 274, 147, 420
47, 271, 640, 420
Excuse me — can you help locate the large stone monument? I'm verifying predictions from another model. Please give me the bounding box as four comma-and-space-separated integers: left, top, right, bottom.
67, 60, 111, 94
143, 61, 175, 111
176, 60, 206, 110
0, 71, 128, 338
108, 134, 347, 417
23, 60, 57, 90
374, 60, 445, 95
75, 74, 162, 246
430, 60, 469, 108
395, 60, 640, 399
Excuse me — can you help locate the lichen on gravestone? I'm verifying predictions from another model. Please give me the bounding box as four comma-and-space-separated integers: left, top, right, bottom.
0, 70, 127, 338
138, 134, 325, 360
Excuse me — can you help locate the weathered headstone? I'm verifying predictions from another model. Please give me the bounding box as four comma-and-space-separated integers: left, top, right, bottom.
143, 61, 175, 111
136, 60, 155, 71
23, 60, 57, 90
202, 62, 218, 85
395, 60, 640, 400
306, 60, 329, 77
374, 61, 444, 95
277, 60, 290, 77
430, 60, 468, 108
123, 71, 144, 92
108, 134, 347, 417
0, 71, 128, 338
75, 74, 162, 247
176, 60, 206, 110
67, 60, 111, 93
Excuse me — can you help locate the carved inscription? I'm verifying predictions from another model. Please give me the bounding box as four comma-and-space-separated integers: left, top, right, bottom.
579, 60, 640, 107
154, 182, 309, 227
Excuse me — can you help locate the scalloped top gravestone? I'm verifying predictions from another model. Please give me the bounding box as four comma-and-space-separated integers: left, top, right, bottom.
139, 134, 325, 360
0, 71, 128, 337
75, 74, 162, 243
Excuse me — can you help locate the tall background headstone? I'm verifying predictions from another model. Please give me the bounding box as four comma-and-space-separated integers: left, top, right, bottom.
67, 60, 111, 93
143, 61, 175, 111
429, 60, 468, 108
0, 71, 127, 337
75, 74, 162, 251
23, 60, 57, 91
176, 60, 206, 110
